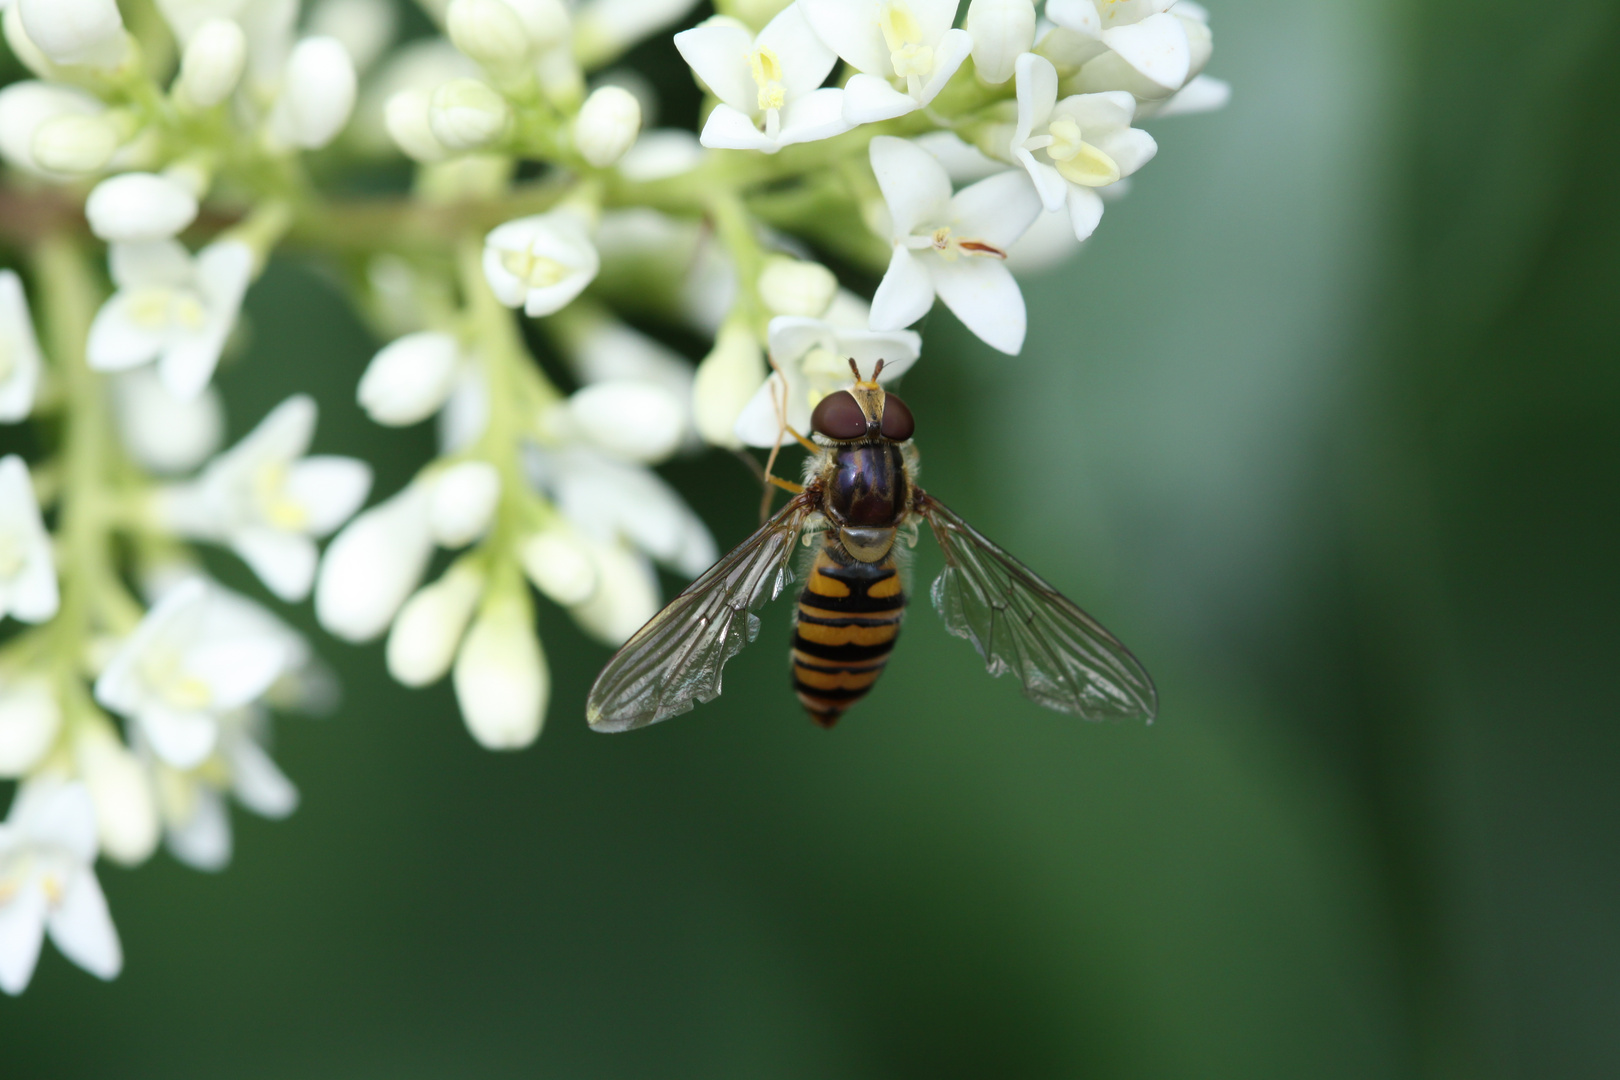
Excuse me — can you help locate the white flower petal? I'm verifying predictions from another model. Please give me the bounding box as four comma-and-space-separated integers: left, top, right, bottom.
1017, 148, 1071, 213
697, 102, 778, 151
869, 246, 935, 332
1052, 89, 1137, 131
913, 130, 1009, 184
225, 733, 298, 819
315, 483, 435, 642
949, 168, 1044, 249
286, 456, 372, 535
1145, 74, 1230, 119
189, 637, 287, 709
842, 72, 918, 124
0, 678, 59, 777
231, 527, 319, 602
776, 87, 853, 146
85, 173, 199, 243
109, 239, 193, 288
1098, 11, 1189, 89
1014, 52, 1058, 145
757, 3, 838, 96
928, 256, 1026, 354
165, 785, 232, 871
733, 371, 800, 449
672, 18, 757, 113
869, 136, 952, 238
139, 704, 218, 769
798, 0, 889, 75
914, 27, 972, 106
10, 778, 97, 859
86, 295, 168, 372
45, 870, 121, 980
1065, 182, 1105, 240
0, 880, 47, 995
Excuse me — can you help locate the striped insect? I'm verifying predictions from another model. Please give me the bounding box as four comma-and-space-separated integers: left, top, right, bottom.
586, 361, 1158, 731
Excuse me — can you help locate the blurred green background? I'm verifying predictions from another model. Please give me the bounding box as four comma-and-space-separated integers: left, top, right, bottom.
6, 0, 1620, 1076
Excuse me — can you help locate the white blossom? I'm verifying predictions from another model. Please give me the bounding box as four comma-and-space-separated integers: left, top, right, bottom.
453, 592, 547, 750
315, 481, 436, 643
85, 173, 201, 244
552, 381, 686, 464
0, 80, 108, 177
447, 0, 532, 71
307, 0, 397, 74
0, 455, 57, 625
0, 780, 122, 995
428, 77, 511, 151
94, 578, 290, 770
358, 331, 462, 426
757, 256, 838, 319
1137, 72, 1231, 120
17, 0, 126, 69
519, 527, 596, 606
0, 678, 59, 778
0, 270, 43, 422
571, 0, 699, 67
72, 722, 159, 866
266, 36, 357, 150
1010, 53, 1156, 241
964, 0, 1035, 84
675, 9, 849, 153
86, 239, 254, 400
1043, 0, 1211, 100
616, 127, 703, 181
484, 210, 599, 317
691, 320, 765, 448
111, 369, 226, 475
175, 17, 248, 108
158, 396, 372, 602
800, 0, 972, 123
387, 561, 483, 687
428, 460, 501, 547
734, 317, 921, 448
567, 538, 659, 646
867, 135, 1042, 354
573, 84, 641, 167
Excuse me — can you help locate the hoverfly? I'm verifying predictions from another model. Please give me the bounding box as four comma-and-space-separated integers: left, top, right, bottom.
586, 360, 1158, 731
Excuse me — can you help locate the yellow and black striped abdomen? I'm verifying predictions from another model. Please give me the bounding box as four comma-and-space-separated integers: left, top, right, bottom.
791, 547, 906, 727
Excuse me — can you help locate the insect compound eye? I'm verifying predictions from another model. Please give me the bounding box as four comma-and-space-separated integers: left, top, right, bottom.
810, 390, 868, 440
879, 392, 915, 441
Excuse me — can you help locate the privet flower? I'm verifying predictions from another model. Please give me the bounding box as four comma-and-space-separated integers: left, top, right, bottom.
72, 721, 159, 866
358, 331, 462, 426
85, 173, 201, 244
0, 677, 59, 777
428, 460, 501, 547
0, 455, 58, 624
964, 0, 1035, 84
453, 590, 548, 750
483, 210, 600, 317
800, 0, 972, 123
573, 84, 640, 167
175, 17, 247, 107
315, 482, 436, 643
387, 561, 484, 687
17, 0, 127, 69
0, 270, 44, 422
266, 36, 358, 150
0, 80, 109, 177
111, 369, 226, 475
868, 135, 1042, 354
692, 319, 765, 448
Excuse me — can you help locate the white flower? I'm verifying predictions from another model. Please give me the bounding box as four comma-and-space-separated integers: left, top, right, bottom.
616, 128, 704, 181
428, 78, 510, 151
757, 256, 838, 318
453, 592, 547, 750
0, 780, 121, 995
1137, 73, 1230, 119
800, 0, 972, 123
428, 460, 501, 547
0, 271, 43, 422
734, 317, 921, 448
567, 539, 659, 646
0, 678, 58, 778
1010, 53, 1156, 241
387, 561, 483, 687
483, 210, 599, 317
557, 309, 695, 408
0, 456, 57, 625
447, 0, 535, 71
573, 84, 641, 167
867, 135, 1042, 354
111, 369, 225, 475
307, 0, 397, 74
72, 722, 158, 866
362, 39, 477, 159
964, 0, 1035, 84
94, 578, 290, 770
1043, 0, 1207, 96
315, 482, 436, 643
158, 395, 372, 602
85, 173, 200, 244
175, 17, 247, 107
675, 9, 849, 153
519, 527, 596, 606
691, 320, 765, 449
266, 36, 357, 149
0, 80, 108, 177
86, 239, 254, 400
358, 331, 461, 426
550, 381, 686, 464
571, 0, 700, 67
17, 0, 126, 69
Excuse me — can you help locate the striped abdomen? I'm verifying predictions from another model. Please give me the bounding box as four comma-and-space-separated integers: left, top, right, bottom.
791, 545, 906, 727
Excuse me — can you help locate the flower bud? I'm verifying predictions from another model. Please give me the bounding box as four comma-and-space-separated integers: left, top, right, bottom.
18, 0, 126, 69
502, 0, 570, 51
358, 331, 460, 425
965, 0, 1036, 84
0, 677, 59, 777
446, 0, 530, 70
3, 6, 59, 80
315, 483, 435, 642
428, 77, 510, 151
564, 381, 684, 463
429, 460, 501, 547
29, 112, 120, 174
86, 173, 200, 242
454, 591, 547, 750
692, 320, 765, 449
383, 89, 449, 162
519, 528, 597, 606
573, 84, 640, 168
387, 562, 483, 687
569, 542, 658, 647
177, 18, 247, 108
308, 0, 398, 74
75, 721, 159, 866
268, 36, 358, 149
758, 256, 837, 318
111, 369, 225, 474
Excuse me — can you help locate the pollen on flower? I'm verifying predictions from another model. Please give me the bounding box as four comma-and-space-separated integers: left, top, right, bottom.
127, 286, 206, 331
879, 4, 932, 79
1046, 118, 1085, 161
747, 46, 786, 113
501, 249, 573, 289
253, 463, 311, 531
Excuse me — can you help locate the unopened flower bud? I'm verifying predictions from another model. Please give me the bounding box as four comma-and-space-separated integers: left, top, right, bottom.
358, 331, 460, 425
177, 18, 247, 107
428, 78, 510, 151
86, 173, 199, 242
430, 460, 501, 547
564, 381, 684, 464
0, 677, 59, 777
75, 721, 159, 866
2, 6, 59, 80
315, 483, 435, 642
383, 89, 449, 162
268, 36, 358, 149
387, 562, 483, 687
965, 0, 1036, 84
758, 256, 837, 317
446, 0, 530, 70
454, 591, 547, 750
692, 321, 765, 449
502, 0, 570, 50
30, 112, 119, 174
573, 84, 640, 168
569, 542, 658, 646
111, 369, 224, 474
19, 0, 126, 69
520, 528, 597, 606
308, 0, 398, 74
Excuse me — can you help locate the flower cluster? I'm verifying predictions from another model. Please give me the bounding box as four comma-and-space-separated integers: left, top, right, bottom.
0, 0, 1224, 991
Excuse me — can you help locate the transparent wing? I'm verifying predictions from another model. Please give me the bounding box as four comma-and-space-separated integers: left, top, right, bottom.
587, 496, 816, 732
921, 494, 1158, 721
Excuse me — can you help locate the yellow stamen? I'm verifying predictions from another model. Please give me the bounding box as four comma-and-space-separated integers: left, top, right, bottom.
1045, 118, 1084, 162
879, 3, 933, 79
1054, 142, 1121, 187
747, 46, 786, 112
500, 249, 572, 289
